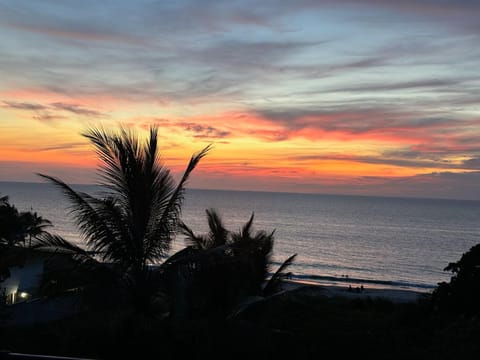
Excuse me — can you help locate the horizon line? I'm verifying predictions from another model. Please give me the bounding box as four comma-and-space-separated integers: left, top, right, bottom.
1, 179, 479, 203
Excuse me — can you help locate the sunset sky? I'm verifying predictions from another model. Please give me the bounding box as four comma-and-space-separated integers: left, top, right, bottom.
1, 0, 479, 199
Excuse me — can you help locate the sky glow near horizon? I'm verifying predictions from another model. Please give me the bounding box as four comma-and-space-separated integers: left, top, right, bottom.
1, 0, 480, 199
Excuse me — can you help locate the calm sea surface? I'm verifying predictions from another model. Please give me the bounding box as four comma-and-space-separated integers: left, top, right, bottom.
1, 181, 479, 292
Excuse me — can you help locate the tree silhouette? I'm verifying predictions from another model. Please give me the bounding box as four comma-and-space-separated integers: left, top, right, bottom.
164, 209, 295, 319
1, 195, 55, 307
21, 211, 52, 247
35, 126, 210, 311
432, 243, 480, 314
0, 196, 25, 246
0, 196, 52, 247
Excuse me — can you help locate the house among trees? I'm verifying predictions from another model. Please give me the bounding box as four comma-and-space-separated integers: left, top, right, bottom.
1, 246, 76, 305
1, 245, 83, 326
1, 194, 72, 308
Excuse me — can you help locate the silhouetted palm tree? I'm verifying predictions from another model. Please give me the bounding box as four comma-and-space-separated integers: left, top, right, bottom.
1, 196, 55, 295
21, 211, 52, 247
167, 209, 295, 318
1, 196, 53, 247
35, 126, 210, 310
179, 208, 229, 250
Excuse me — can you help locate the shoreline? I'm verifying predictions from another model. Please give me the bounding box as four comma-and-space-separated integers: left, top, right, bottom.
283, 279, 429, 303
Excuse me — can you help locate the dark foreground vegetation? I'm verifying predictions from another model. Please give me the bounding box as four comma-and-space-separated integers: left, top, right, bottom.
1, 125, 480, 359
1, 288, 480, 359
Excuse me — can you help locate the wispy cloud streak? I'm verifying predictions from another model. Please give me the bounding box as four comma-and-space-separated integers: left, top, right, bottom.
2, 99, 105, 121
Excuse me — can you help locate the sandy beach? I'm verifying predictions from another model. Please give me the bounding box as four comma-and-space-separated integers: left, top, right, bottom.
283, 279, 428, 303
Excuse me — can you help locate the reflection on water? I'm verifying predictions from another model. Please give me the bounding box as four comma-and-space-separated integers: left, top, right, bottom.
2, 181, 479, 292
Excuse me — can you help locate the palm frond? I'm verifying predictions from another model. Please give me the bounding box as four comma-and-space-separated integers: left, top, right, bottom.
82, 126, 125, 194
36, 174, 117, 256
144, 126, 159, 173
142, 168, 177, 262
32, 233, 97, 263
263, 253, 297, 296
83, 195, 131, 265
161, 246, 200, 269
206, 208, 229, 247
231, 212, 255, 243
150, 144, 212, 255
178, 221, 209, 250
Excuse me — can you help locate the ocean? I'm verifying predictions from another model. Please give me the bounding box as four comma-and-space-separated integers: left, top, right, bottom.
1, 181, 479, 293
